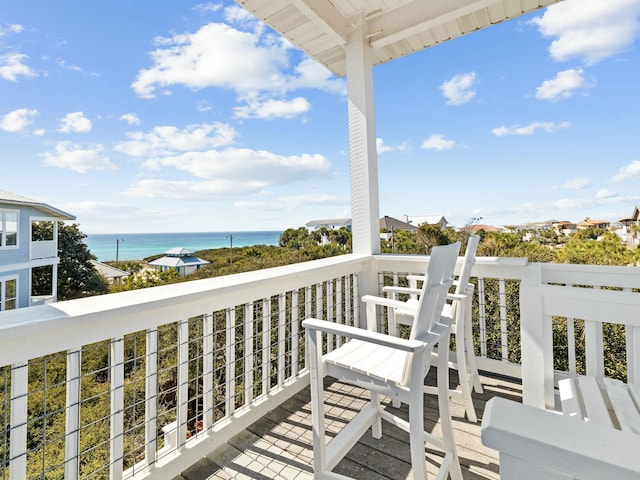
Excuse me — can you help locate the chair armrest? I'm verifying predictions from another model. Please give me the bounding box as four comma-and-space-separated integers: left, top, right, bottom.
302, 318, 426, 352
361, 294, 416, 310
481, 397, 640, 480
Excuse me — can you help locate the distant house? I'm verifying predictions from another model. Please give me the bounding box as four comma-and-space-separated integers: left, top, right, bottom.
90, 260, 130, 286
305, 219, 352, 232
577, 218, 610, 230
402, 214, 449, 230
619, 206, 640, 248
379, 216, 417, 240
0, 188, 75, 310
149, 247, 210, 277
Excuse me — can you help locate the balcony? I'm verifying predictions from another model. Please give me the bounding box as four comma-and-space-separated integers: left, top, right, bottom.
0, 252, 541, 479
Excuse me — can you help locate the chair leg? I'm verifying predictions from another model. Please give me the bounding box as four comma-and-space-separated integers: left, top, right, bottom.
370, 391, 382, 439
308, 329, 328, 476
409, 363, 428, 479
455, 310, 478, 423
463, 297, 483, 394
438, 331, 463, 480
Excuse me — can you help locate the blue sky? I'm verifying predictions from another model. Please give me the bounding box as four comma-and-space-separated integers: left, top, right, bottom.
1, 0, 640, 234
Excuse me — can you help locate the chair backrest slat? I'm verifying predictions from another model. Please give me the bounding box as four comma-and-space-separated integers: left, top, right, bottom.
410, 242, 460, 342
454, 235, 480, 296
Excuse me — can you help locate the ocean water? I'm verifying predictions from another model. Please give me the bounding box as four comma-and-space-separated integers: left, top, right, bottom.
85, 231, 282, 262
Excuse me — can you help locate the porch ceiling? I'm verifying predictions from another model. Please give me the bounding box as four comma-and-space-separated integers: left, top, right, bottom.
234, 0, 564, 77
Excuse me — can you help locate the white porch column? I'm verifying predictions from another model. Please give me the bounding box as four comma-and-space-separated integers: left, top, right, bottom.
346, 15, 380, 256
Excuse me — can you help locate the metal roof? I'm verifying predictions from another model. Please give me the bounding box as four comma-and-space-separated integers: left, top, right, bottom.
234, 0, 563, 77
0, 188, 75, 220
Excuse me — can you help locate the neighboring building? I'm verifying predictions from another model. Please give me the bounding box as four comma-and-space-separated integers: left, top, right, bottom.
577, 218, 610, 230
305, 219, 352, 233
0, 188, 75, 310
462, 224, 502, 234
379, 215, 417, 240
90, 260, 130, 286
402, 214, 449, 230
149, 247, 210, 277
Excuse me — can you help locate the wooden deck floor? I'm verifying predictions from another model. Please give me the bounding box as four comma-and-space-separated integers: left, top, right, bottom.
178, 371, 522, 480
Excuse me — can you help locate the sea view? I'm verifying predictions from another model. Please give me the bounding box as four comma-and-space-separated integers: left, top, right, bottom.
85, 231, 283, 262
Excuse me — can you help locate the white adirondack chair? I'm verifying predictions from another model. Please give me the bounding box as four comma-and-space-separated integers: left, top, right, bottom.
481, 262, 640, 479
382, 235, 482, 422
303, 242, 463, 480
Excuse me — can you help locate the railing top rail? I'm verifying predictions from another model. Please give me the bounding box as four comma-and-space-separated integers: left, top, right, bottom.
528, 261, 640, 289
373, 254, 528, 280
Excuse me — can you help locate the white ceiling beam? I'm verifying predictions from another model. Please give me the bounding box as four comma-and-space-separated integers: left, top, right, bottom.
369, 0, 503, 49
291, 0, 350, 45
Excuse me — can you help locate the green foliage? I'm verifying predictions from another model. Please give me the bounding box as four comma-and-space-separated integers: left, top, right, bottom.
557, 231, 638, 265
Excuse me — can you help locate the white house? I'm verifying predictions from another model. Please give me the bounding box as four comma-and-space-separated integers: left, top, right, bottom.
149, 247, 210, 277
0, 188, 75, 310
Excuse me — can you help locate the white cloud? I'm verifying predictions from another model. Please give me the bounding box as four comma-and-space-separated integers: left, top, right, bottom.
192, 2, 223, 14
0, 108, 37, 132
140, 148, 330, 184
376, 138, 410, 154
120, 113, 141, 125
0, 24, 24, 36
131, 22, 345, 112
42, 141, 116, 173
0, 53, 36, 81
491, 121, 570, 136
115, 122, 236, 157
234, 96, 311, 120
421, 134, 456, 151
596, 188, 616, 199
612, 160, 640, 182
562, 176, 591, 190
132, 23, 290, 99
531, 0, 640, 65
123, 148, 332, 200
58, 111, 92, 133
439, 72, 476, 106
536, 68, 593, 101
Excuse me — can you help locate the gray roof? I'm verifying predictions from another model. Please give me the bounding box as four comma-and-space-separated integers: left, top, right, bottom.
163, 247, 195, 256
149, 255, 210, 268
0, 188, 75, 220
90, 260, 130, 279
380, 216, 417, 232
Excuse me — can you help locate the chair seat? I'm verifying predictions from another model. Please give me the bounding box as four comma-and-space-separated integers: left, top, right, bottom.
559, 376, 640, 435
324, 339, 409, 384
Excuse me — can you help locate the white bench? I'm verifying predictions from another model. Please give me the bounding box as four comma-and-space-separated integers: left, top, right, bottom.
481, 262, 640, 479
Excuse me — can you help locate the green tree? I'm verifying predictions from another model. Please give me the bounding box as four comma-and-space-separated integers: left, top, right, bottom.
57, 223, 109, 299
279, 227, 310, 249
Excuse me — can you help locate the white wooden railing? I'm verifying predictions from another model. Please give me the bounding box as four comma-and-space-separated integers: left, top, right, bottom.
0, 253, 528, 479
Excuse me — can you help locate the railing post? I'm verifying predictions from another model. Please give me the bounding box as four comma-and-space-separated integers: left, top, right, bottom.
262, 298, 271, 394
177, 320, 189, 447
65, 349, 81, 480
203, 313, 214, 431
9, 362, 28, 480
145, 328, 158, 466
520, 264, 555, 409
110, 338, 124, 479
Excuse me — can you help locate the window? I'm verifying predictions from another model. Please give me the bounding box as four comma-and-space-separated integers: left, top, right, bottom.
0, 210, 18, 248
1, 277, 17, 311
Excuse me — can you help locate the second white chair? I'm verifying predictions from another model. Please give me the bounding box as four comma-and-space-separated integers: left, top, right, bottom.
303, 242, 463, 479
383, 235, 483, 422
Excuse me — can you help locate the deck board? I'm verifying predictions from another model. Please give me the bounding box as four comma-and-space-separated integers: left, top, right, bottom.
179, 371, 521, 479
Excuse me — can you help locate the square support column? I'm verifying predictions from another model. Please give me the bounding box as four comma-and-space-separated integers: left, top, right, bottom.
346, 16, 380, 257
